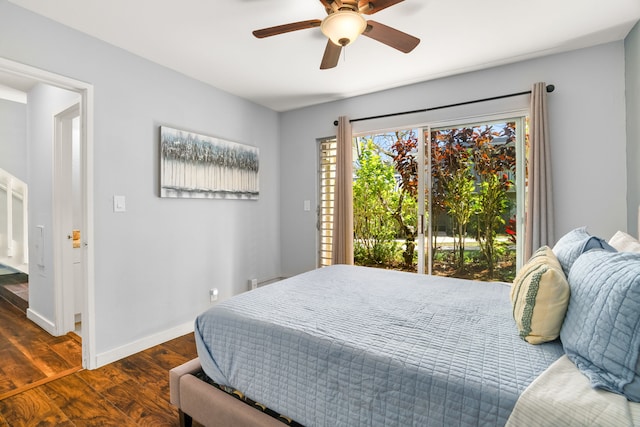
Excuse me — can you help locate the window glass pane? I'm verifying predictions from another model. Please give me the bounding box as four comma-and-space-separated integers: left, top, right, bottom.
428, 120, 520, 282
352, 131, 419, 272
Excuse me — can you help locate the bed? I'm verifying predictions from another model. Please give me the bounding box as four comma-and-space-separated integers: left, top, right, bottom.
170, 228, 640, 427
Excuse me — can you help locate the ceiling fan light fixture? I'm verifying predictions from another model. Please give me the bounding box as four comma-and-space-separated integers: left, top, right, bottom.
321, 10, 367, 47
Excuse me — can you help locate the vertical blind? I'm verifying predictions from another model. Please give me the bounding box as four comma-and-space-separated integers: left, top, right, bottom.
318, 138, 336, 267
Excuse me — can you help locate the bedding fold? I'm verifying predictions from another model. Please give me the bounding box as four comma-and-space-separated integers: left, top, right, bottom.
506, 355, 640, 426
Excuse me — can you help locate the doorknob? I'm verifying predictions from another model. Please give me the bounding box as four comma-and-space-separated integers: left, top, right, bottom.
68, 230, 81, 248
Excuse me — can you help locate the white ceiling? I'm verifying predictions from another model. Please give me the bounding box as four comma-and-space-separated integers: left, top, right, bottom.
6, 0, 640, 111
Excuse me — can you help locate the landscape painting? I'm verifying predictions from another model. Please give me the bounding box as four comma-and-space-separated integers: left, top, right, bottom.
160, 126, 259, 199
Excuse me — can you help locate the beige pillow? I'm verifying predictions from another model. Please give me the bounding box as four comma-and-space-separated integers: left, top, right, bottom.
510, 246, 570, 344
609, 230, 640, 253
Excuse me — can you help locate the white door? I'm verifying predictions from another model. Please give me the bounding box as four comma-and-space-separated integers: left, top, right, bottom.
54, 103, 83, 335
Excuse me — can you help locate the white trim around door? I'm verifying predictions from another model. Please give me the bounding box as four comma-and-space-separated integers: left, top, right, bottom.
0, 57, 97, 370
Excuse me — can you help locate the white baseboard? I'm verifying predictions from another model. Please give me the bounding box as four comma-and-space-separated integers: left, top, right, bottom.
259, 277, 286, 287
95, 320, 195, 368
26, 308, 57, 336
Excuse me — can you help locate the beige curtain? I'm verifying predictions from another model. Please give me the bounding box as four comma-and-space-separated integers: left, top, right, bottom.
331, 116, 354, 265
525, 82, 554, 260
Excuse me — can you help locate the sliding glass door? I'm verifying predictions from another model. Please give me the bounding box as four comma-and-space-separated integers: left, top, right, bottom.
347, 116, 524, 281
423, 118, 525, 281
352, 131, 421, 272
320, 115, 526, 282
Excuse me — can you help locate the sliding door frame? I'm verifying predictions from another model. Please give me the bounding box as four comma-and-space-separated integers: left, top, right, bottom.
351, 109, 528, 276
423, 111, 528, 275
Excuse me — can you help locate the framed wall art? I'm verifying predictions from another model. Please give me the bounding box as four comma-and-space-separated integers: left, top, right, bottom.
160, 126, 259, 199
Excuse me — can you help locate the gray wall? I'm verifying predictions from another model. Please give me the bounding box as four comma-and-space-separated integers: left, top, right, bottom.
0, 98, 26, 181
626, 21, 640, 236
0, 0, 281, 360
280, 42, 629, 277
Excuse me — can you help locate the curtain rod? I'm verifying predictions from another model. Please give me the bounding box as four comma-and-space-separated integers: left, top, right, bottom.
333, 84, 555, 126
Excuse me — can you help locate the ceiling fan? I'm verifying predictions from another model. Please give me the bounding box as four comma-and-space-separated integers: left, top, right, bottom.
252, 0, 420, 70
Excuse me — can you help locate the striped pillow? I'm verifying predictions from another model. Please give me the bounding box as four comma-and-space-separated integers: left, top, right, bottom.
511, 246, 570, 344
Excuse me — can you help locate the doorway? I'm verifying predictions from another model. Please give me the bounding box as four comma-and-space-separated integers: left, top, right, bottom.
54, 103, 83, 336
0, 57, 95, 369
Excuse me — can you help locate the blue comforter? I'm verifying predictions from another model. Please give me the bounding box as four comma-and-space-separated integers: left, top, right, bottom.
195, 265, 564, 426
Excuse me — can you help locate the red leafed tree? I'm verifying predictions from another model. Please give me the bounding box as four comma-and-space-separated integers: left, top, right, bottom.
390, 131, 419, 267
472, 123, 516, 278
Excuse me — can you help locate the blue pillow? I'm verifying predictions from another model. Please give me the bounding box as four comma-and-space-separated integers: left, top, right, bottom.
561, 250, 640, 401
552, 227, 615, 276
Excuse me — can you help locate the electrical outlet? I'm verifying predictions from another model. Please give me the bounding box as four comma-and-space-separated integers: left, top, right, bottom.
209, 288, 218, 302
249, 279, 258, 290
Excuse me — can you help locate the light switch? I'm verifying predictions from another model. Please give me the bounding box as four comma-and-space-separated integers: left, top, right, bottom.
304, 200, 311, 211
113, 195, 126, 213
35, 225, 44, 267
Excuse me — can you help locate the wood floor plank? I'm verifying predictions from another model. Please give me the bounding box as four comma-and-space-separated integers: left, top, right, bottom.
0, 307, 52, 343
112, 350, 174, 398
0, 388, 74, 427
13, 338, 75, 376
48, 332, 80, 345
49, 335, 83, 366
0, 333, 198, 425
0, 346, 46, 387
0, 294, 83, 400
75, 362, 132, 393
101, 378, 178, 426
0, 373, 18, 396
44, 374, 136, 426
0, 298, 33, 325
142, 343, 195, 371
0, 284, 28, 312
161, 332, 197, 355
0, 366, 82, 401
0, 319, 55, 361
0, 335, 60, 377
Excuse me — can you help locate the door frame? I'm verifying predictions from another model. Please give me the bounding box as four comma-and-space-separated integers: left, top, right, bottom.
53, 102, 81, 336
424, 113, 528, 274
0, 57, 96, 369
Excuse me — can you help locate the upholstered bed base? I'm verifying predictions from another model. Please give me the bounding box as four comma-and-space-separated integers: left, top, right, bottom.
169, 358, 283, 427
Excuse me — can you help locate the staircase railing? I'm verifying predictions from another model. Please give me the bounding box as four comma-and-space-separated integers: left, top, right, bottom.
0, 167, 28, 274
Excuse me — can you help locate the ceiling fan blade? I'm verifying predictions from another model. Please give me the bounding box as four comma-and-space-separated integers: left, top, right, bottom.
363, 20, 420, 53
358, 0, 404, 15
253, 20, 322, 38
320, 40, 342, 69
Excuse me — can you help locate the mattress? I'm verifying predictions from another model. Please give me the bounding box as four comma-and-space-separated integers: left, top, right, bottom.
195, 265, 564, 426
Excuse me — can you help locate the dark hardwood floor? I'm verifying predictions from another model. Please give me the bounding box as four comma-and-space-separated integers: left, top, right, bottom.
0, 295, 82, 401
0, 272, 29, 312
0, 294, 198, 426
